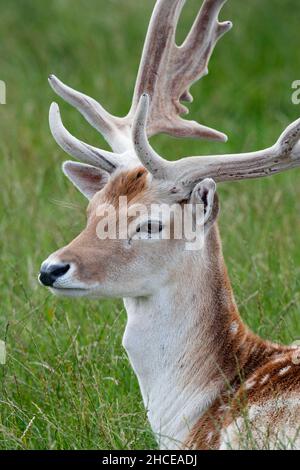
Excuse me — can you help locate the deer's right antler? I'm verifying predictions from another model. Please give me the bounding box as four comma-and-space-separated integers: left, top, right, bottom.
49, 0, 231, 172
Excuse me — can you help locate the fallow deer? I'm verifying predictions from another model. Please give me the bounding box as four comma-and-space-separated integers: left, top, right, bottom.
39, 0, 300, 449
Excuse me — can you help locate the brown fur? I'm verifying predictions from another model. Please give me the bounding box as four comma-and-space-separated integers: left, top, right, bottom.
184, 348, 300, 449
57, 168, 149, 284
103, 167, 148, 207
182, 226, 300, 449
183, 246, 300, 451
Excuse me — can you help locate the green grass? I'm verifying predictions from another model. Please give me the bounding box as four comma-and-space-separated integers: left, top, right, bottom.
1, 0, 300, 449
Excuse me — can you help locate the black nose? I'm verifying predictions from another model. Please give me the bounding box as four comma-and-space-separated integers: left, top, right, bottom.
39, 263, 70, 287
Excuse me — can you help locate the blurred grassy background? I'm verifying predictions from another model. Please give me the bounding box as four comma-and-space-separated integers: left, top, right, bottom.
1, 0, 300, 449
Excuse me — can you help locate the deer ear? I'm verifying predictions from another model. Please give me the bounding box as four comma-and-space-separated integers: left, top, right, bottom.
190, 178, 219, 231
62, 161, 109, 200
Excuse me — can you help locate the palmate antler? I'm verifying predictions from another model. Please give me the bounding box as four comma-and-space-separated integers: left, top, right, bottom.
49, 0, 231, 170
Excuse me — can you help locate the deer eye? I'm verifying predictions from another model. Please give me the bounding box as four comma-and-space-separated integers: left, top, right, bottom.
147, 221, 163, 234
136, 220, 163, 236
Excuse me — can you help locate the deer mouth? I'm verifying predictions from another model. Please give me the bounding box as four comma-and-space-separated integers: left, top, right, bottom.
49, 286, 93, 297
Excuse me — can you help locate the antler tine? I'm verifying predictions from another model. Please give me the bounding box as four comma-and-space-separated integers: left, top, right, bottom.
130, 0, 184, 111
177, 0, 232, 110
49, 102, 120, 173
133, 94, 300, 186
132, 94, 170, 178
181, 0, 232, 53
130, 0, 231, 142
49, 75, 131, 154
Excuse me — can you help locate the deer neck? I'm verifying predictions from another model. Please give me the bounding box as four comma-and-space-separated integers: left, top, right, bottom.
122, 225, 265, 449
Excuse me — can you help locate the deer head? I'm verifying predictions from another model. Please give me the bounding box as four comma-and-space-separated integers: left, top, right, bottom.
39, 0, 300, 298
